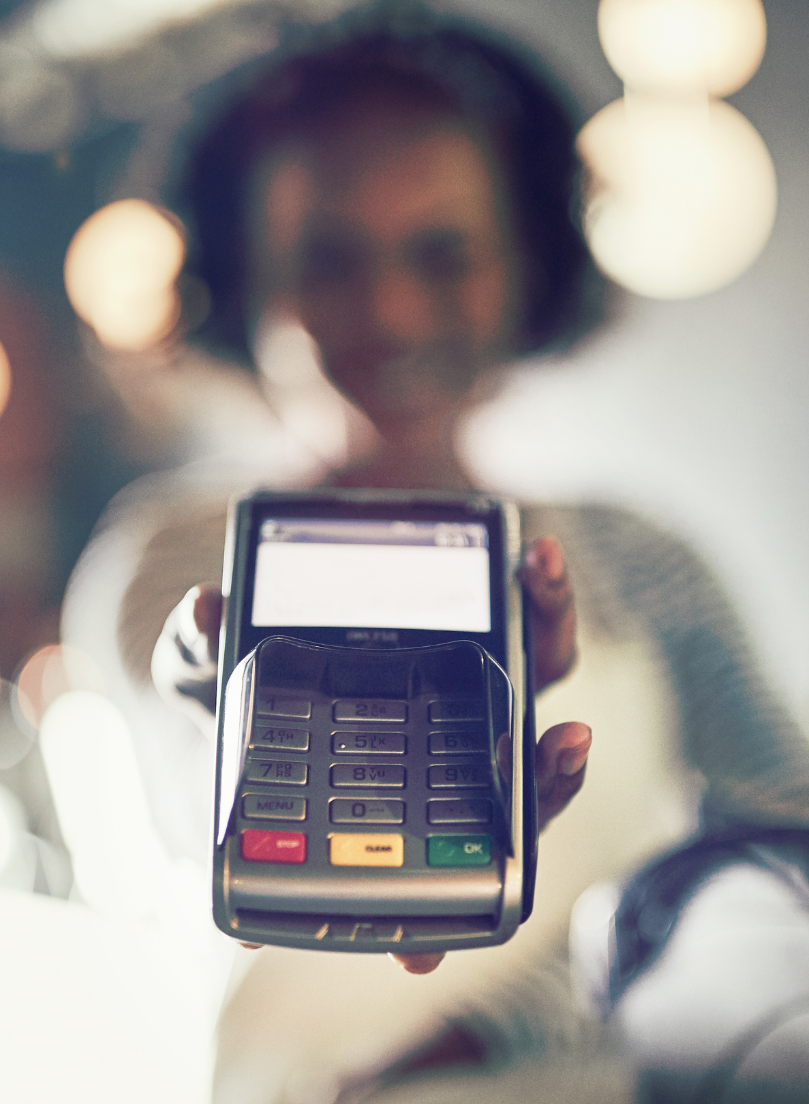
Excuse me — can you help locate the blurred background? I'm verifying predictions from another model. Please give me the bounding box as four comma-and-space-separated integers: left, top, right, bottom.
0, 0, 806, 1100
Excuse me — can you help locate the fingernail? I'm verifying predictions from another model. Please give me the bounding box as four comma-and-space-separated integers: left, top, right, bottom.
389, 952, 445, 974
523, 544, 540, 571
539, 538, 565, 581
559, 745, 589, 775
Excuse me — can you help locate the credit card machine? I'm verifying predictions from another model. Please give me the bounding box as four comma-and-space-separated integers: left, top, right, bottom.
212, 490, 538, 953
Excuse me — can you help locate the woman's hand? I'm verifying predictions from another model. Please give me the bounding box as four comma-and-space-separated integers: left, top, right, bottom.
188, 584, 223, 661
150, 584, 223, 723
390, 719, 591, 975
392, 537, 583, 975
155, 536, 576, 712
519, 536, 577, 692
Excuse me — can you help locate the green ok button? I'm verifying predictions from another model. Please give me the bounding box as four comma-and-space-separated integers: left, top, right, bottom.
427, 834, 491, 866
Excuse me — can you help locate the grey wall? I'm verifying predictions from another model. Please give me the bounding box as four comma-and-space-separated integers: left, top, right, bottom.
454, 0, 809, 727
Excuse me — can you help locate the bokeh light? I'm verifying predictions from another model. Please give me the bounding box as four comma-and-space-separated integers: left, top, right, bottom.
255, 311, 379, 468
64, 198, 185, 351
33, 0, 236, 57
0, 678, 37, 770
0, 784, 37, 891
39, 690, 168, 918
578, 97, 777, 298
13, 644, 104, 733
598, 0, 767, 96
0, 340, 10, 419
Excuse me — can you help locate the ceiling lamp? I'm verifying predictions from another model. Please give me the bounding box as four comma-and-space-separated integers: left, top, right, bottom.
598, 0, 767, 97
579, 97, 776, 298
0, 341, 10, 420
579, 0, 774, 299
64, 199, 185, 351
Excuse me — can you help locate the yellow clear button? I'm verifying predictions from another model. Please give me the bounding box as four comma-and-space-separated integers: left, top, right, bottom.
329, 833, 404, 867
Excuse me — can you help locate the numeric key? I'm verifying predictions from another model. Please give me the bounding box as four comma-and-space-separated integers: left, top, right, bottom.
245, 760, 308, 785
427, 763, 489, 789
332, 732, 406, 754
333, 700, 407, 723
331, 764, 405, 788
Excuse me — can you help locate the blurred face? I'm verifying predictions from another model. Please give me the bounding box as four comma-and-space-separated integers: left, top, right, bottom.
254, 103, 521, 434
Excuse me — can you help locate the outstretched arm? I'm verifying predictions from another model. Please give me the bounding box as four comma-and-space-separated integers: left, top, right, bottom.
153, 537, 589, 972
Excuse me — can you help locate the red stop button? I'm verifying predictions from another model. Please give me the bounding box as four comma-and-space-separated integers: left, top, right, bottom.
241, 829, 307, 864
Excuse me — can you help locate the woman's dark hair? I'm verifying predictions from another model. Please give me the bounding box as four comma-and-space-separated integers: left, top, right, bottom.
174, 0, 599, 365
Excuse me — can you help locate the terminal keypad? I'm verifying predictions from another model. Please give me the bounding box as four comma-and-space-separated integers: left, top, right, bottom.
239, 689, 498, 871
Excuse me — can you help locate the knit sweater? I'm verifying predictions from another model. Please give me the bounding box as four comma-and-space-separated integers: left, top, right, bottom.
61, 466, 809, 1103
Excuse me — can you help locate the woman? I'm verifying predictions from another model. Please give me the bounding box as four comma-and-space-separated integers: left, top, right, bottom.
156, 0, 595, 975
64, 2, 809, 1099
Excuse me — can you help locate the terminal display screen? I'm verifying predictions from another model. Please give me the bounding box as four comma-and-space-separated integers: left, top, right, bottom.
251, 517, 491, 633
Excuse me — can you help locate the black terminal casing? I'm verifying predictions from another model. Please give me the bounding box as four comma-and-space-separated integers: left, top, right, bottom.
211, 490, 538, 953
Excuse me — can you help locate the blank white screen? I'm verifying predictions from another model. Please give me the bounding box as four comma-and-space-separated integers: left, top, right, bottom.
251, 541, 491, 632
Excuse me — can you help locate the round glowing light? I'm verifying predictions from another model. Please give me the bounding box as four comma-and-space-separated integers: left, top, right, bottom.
598, 0, 767, 96
0, 678, 36, 769
255, 311, 379, 469
0, 784, 36, 890
0, 340, 10, 419
578, 97, 777, 299
40, 690, 168, 917
13, 643, 104, 732
64, 199, 185, 351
